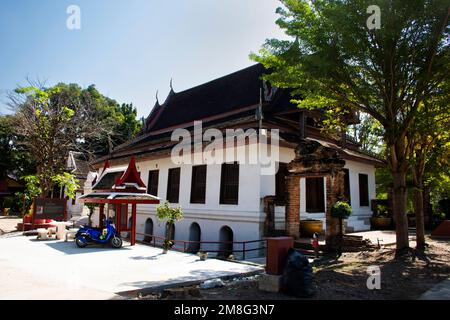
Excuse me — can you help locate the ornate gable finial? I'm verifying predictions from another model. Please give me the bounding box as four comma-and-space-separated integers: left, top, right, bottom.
113, 156, 147, 192
101, 160, 110, 176
170, 78, 174, 92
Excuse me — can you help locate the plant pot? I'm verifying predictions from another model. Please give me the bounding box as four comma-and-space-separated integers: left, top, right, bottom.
370, 217, 392, 230
300, 220, 323, 237
162, 249, 168, 254
198, 252, 208, 261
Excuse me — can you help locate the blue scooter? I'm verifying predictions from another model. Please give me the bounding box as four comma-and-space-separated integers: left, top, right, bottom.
75, 218, 123, 248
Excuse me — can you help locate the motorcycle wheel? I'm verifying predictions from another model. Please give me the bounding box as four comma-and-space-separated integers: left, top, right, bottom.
110, 236, 122, 248
76, 238, 88, 248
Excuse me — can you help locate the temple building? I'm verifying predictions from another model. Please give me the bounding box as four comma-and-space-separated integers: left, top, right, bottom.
90, 64, 383, 257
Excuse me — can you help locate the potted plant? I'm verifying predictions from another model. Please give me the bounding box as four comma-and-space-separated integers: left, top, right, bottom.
370, 204, 392, 230
198, 251, 208, 261
331, 201, 352, 236
156, 201, 183, 254
300, 219, 323, 237
162, 239, 174, 254
430, 211, 446, 229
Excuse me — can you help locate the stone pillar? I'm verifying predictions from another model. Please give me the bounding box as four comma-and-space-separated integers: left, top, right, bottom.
325, 175, 340, 242
285, 175, 300, 239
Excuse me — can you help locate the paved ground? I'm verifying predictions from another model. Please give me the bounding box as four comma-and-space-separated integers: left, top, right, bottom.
419, 278, 450, 300
0, 233, 262, 299
0, 216, 20, 234
350, 230, 417, 246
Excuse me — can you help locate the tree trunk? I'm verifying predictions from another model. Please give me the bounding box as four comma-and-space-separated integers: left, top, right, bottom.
423, 186, 432, 228
414, 186, 426, 250
392, 171, 410, 253
412, 162, 426, 250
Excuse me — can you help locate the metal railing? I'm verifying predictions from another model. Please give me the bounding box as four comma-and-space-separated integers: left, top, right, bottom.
136, 232, 266, 260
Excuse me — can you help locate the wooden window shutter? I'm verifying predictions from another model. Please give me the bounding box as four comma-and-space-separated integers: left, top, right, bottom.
190, 165, 207, 204
147, 170, 159, 196
166, 168, 180, 203
220, 162, 239, 205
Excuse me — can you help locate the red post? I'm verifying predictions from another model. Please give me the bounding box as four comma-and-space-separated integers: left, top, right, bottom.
31, 198, 36, 230
116, 203, 121, 233
99, 204, 105, 229
124, 204, 129, 230
131, 203, 137, 246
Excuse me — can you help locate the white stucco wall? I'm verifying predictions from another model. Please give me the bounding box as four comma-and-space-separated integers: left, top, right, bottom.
90, 142, 376, 257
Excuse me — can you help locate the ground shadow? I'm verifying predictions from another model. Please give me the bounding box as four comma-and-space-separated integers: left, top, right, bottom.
129, 254, 167, 261
117, 266, 262, 296
45, 241, 133, 255
312, 248, 450, 299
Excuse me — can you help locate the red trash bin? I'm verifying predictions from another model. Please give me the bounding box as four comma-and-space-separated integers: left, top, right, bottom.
266, 237, 294, 275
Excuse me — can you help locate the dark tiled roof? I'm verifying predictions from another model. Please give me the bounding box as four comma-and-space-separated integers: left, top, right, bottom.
141, 64, 269, 133
92, 64, 380, 166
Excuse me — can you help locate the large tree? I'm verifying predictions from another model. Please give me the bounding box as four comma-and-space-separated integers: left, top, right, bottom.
8, 82, 141, 197
252, 0, 450, 255
409, 78, 450, 249
78, 85, 141, 156
0, 115, 35, 179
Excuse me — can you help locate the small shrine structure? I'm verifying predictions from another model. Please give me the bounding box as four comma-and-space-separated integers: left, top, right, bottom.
79, 156, 160, 245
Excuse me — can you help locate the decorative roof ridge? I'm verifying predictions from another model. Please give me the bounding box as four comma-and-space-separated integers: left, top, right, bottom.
165, 63, 262, 97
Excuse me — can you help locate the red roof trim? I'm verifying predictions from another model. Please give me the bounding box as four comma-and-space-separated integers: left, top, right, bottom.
113, 156, 146, 190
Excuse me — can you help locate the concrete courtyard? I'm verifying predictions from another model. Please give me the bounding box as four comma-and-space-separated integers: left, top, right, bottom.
0, 233, 262, 300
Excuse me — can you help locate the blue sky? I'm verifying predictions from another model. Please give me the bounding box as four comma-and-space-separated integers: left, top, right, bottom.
0, 0, 288, 118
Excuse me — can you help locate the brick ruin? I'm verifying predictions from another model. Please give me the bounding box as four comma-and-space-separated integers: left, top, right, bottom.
285, 139, 347, 249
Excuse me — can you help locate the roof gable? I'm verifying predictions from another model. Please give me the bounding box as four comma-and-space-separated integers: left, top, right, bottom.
113, 156, 146, 192
92, 157, 146, 193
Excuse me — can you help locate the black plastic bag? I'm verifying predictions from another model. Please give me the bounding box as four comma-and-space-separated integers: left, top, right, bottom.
282, 248, 314, 297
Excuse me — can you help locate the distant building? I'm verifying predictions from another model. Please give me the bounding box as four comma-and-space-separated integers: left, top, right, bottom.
0, 175, 25, 214
65, 151, 97, 218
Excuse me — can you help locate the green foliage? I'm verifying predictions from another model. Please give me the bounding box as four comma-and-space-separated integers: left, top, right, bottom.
23, 175, 42, 199
163, 239, 174, 250
51, 173, 79, 199
10, 82, 141, 197
348, 114, 384, 155
252, 0, 449, 249
0, 115, 35, 179
22, 172, 79, 200
13, 192, 32, 216
156, 201, 183, 251
432, 212, 446, 220
252, 0, 449, 134
331, 201, 352, 219
74, 84, 142, 155
375, 204, 389, 217
156, 201, 183, 224
252, 0, 449, 163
